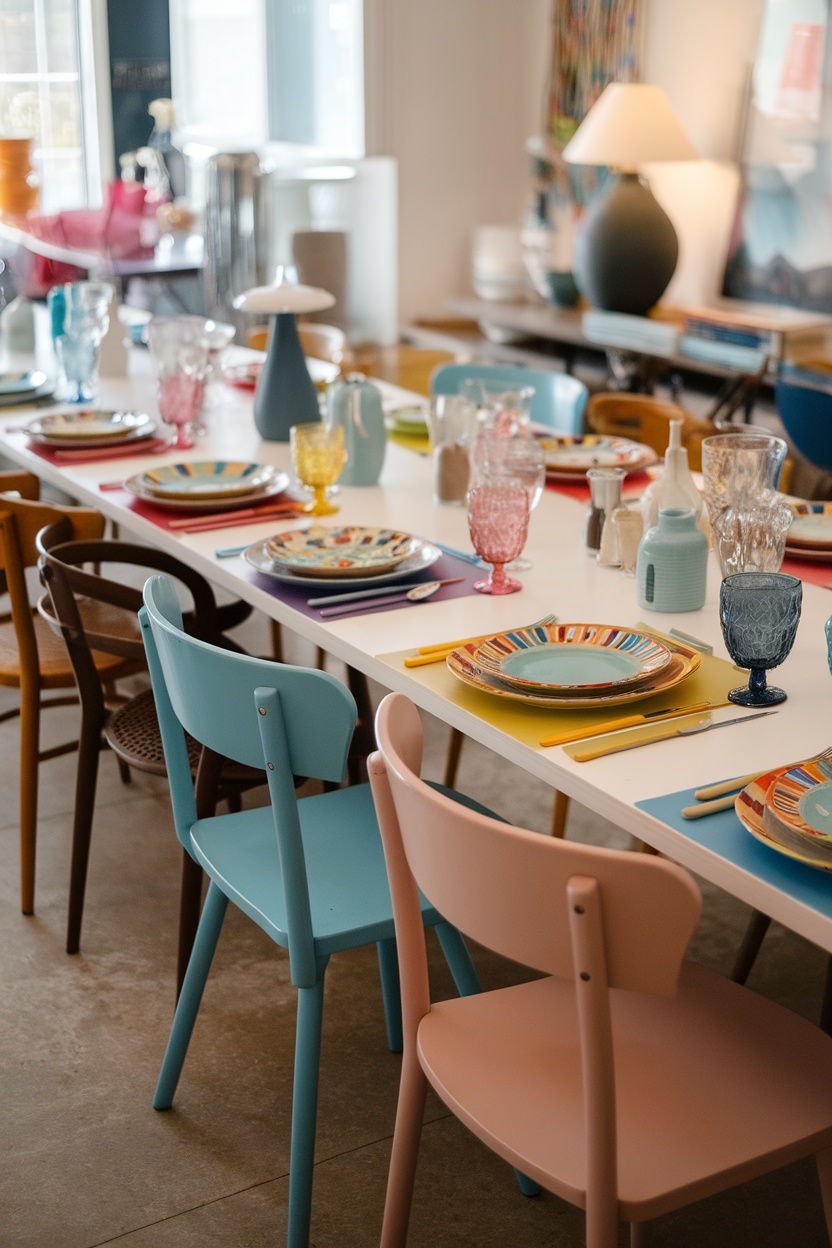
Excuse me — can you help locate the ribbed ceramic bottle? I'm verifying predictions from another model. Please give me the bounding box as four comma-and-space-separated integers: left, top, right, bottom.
325, 374, 386, 485
636, 507, 708, 613
641, 419, 706, 534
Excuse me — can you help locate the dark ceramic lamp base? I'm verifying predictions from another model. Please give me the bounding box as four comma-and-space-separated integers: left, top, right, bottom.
572, 172, 679, 317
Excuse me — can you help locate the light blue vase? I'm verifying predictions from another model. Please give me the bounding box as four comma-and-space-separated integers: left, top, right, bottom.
325, 374, 387, 486
253, 312, 320, 442
636, 507, 708, 613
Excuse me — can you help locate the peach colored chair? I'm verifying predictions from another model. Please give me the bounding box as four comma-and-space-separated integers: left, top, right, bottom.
369, 691, 832, 1248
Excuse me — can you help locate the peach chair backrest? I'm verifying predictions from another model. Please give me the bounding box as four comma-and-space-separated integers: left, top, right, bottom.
371, 693, 702, 996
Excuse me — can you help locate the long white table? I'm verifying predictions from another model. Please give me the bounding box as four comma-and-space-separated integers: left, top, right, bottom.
3, 348, 832, 953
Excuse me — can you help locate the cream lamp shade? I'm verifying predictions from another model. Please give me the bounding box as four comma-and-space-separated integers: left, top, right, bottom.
562, 83, 698, 171
560, 83, 698, 316
233, 283, 335, 316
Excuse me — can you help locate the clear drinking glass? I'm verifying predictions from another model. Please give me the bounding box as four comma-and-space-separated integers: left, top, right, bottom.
427, 394, 478, 504
719, 572, 802, 707
290, 422, 346, 515
146, 315, 212, 450
467, 480, 530, 595
48, 280, 113, 403
479, 385, 536, 436
702, 433, 791, 576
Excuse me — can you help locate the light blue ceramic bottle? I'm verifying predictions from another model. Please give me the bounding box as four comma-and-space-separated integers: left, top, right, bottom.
325, 374, 387, 485
636, 507, 708, 613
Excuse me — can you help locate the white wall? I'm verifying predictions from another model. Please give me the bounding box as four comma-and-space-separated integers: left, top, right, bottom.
642, 0, 765, 306
365, 0, 550, 324
366, 0, 770, 323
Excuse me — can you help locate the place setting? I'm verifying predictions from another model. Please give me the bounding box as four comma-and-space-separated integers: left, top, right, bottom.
239, 523, 482, 620
538, 432, 659, 488
0, 369, 55, 408
16, 407, 176, 463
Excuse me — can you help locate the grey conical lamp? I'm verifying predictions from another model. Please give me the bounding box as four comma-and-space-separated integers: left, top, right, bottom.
234, 271, 335, 442
562, 83, 698, 317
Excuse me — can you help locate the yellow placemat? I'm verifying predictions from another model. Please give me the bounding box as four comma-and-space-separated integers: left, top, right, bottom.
387, 430, 430, 455
375, 643, 742, 751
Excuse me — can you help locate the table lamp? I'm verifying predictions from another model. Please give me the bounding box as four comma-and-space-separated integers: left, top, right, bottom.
562, 83, 698, 316
234, 270, 335, 441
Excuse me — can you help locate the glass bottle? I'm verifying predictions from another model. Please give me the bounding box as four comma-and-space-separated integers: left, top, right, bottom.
585, 466, 626, 554
147, 98, 187, 200
641, 419, 705, 534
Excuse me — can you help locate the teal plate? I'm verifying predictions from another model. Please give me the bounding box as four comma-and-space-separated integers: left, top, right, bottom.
475, 623, 672, 694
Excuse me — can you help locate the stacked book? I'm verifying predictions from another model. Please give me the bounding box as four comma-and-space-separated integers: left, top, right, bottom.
678, 302, 832, 371
581, 310, 680, 356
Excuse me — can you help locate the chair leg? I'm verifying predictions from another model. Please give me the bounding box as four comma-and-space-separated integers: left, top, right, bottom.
115, 755, 132, 785
434, 921, 482, 997
551, 790, 570, 838
380, 1050, 429, 1248
65, 716, 103, 954
817, 1148, 832, 1246
629, 1223, 648, 1247
287, 963, 328, 1248
270, 619, 284, 663
376, 937, 403, 1052
153, 882, 228, 1110
19, 686, 41, 915
345, 666, 375, 786
731, 910, 771, 984
176, 849, 205, 998
443, 728, 464, 789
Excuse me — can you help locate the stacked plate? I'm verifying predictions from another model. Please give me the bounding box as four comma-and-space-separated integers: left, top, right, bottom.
784, 502, 832, 563
0, 370, 54, 407
736, 752, 832, 871
539, 434, 658, 484
447, 622, 700, 708
125, 461, 289, 511
25, 408, 158, 451
244, 524, 442, 588
384, 405, 428, 437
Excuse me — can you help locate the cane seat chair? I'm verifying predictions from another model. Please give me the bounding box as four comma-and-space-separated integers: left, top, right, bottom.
36, 518, 267, 974
0, 476, 139, 919
370, 691, 832, 1248
139, 573, 490, 1248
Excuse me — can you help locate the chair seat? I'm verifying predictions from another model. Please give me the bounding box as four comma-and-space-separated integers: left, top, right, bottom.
0, 614, 129, 688
418, 962, 832, 1222
191, 781, 495, 956
191, 783, 415, 955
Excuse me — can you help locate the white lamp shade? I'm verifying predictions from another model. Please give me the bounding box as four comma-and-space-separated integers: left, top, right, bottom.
234, 282, 335, 315
562, 83, 698, 171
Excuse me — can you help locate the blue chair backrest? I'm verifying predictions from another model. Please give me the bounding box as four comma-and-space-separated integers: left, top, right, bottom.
430, 362, 588, 434
775, 369, 832, 473
141, 574, 355, 780
140, 574, 359, 983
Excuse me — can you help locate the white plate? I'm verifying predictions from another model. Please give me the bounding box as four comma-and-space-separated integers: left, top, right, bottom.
26, 409, 156, 449
244, 538, 442, 588
125, 468, 290, 511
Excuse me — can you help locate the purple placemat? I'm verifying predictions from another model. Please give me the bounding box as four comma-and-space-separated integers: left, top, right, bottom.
235, 552, 482, 619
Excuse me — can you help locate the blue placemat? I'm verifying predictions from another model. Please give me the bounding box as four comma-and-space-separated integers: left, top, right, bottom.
636, 786, 832, 920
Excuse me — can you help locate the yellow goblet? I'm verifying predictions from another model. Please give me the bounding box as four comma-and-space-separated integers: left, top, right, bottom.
290, 421, 346, 516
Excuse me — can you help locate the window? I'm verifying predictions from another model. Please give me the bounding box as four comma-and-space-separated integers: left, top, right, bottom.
0, 0, 100, 211
170, 0, 364, 157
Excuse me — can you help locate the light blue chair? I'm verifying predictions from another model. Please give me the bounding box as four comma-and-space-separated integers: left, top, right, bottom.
431, 362, 589, 433
139, 574, 486, 1248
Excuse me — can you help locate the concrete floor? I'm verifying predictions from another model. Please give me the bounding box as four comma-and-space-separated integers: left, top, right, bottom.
2, 612, 832, 1248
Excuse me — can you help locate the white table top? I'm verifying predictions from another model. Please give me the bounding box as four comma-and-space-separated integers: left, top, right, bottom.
3, 348, 832, 950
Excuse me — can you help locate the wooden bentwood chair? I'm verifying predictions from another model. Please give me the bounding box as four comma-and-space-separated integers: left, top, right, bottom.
36, 519, 265, 972
139, 574, 499, 1248
369, 691, 832, 1248
0, 476, 138, 917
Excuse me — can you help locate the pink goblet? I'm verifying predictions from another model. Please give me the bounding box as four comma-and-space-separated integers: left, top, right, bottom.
147, 315, 211, 450
467, 481, 530, 594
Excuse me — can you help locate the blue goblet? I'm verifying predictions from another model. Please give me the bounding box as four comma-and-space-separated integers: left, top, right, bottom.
720, 572, 802, 707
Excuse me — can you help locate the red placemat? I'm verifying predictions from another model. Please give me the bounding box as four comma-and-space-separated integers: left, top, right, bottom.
780, 553, 832, 588
545, 469, 653, 503
24, 434, 176, 465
